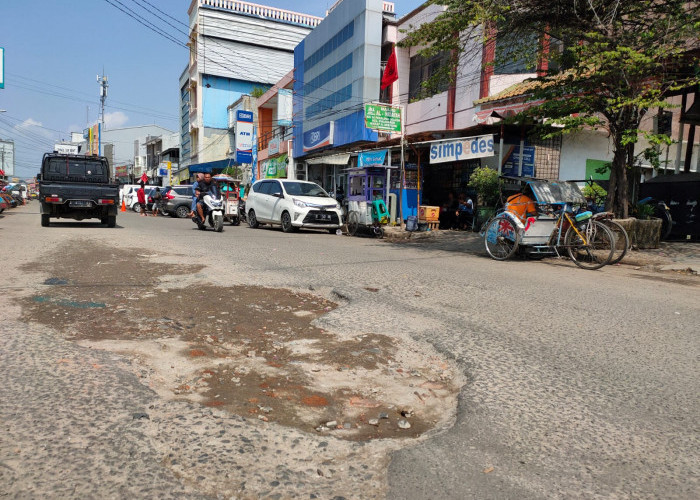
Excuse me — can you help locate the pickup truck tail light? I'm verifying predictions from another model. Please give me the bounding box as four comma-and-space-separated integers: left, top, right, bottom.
45, 196, 62, 203
166, 192, 175, 199
97, 199, 115, 205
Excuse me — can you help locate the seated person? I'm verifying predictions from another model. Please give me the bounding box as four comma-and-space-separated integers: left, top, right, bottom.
439, 192, 458, 229
457, 193, 474, 229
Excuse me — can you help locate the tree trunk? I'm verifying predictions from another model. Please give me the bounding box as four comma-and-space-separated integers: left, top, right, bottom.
606, 131, 629, 218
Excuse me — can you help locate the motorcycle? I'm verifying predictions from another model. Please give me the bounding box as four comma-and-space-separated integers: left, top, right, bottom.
192, 192, 225, 232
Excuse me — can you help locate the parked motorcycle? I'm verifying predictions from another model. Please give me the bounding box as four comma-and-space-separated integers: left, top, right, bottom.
192, 193, 225, 232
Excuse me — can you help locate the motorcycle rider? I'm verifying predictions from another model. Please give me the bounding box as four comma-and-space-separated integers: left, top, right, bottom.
195, 172, 220, 223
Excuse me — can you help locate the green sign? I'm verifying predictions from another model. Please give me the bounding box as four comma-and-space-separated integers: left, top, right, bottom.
264, 154, 288, 179
365, 104, 401, 132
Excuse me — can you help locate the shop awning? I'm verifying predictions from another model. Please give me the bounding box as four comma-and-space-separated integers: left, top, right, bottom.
305, 153, 350, 165
188, 158, 235, 173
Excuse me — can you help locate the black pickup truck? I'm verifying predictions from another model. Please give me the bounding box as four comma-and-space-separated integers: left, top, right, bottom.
38, 153, 119, 227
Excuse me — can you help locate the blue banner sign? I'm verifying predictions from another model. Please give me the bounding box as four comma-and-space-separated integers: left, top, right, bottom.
502, 145, 536, 177
236, 110, 254, 164
358, 150, 387, 167
303, 121, 334, 152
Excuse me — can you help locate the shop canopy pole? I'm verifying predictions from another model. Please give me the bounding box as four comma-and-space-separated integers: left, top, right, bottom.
399, 105, 405, 228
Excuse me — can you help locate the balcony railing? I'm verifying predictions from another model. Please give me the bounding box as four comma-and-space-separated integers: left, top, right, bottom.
200, 0, 323, 28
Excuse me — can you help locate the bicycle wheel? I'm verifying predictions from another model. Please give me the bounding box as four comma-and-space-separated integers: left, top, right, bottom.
484, 217, 519, 260
565, 220, 615, 270
602, 219, 630, 265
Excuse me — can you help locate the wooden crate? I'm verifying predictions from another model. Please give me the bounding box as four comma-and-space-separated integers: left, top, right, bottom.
419, 205, 440, 221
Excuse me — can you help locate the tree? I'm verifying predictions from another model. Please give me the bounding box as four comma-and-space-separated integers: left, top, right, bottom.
401, 1, 700, 217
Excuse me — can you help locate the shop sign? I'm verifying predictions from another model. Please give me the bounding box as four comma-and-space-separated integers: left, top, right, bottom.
502, 145, 536, 177
263, 154, 288, 179
268, 137, 281, 155
115, 165, 128, 178
277, 89, 293, 126
429, 135, 495, 164
303, 121, 334, 152
358, 150, 387, 167
236, 110, 254, 164
365, 104, 401, 132
54, 144, 79, 155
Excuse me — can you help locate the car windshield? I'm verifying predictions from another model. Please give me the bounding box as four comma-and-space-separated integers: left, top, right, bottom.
283, 182, 329, 197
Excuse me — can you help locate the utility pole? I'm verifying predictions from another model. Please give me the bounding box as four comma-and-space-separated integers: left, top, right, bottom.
97, 72, 108, 130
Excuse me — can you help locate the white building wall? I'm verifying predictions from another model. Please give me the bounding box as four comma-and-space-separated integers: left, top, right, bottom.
101, 125, 176, 169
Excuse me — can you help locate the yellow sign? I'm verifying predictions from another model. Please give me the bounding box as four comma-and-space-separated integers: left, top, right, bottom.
167, 161, 172, 170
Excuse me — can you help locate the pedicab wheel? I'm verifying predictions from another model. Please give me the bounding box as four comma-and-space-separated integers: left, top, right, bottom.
373, 225, 384, 238
484, 217, 519, 261
347, 211, 359, 236
565, 220, 615, 270
602, 219, 629, 265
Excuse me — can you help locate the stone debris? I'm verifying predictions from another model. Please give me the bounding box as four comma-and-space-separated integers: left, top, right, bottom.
378, 413, 389, 420
326, 420, 338, 428
368, 419, 379, 426
397, 420, 411, 429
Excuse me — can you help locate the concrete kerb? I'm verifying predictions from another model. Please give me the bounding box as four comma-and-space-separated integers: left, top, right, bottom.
382, 227, 699, 273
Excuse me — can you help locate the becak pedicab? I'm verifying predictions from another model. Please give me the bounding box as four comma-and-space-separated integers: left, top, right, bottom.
482, 177, 615, 270
212, 174, 242, 225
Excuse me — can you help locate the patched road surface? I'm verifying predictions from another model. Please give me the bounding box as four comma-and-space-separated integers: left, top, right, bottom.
1, 205, 698, 499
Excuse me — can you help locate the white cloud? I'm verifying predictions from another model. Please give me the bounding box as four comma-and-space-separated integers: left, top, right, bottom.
15, 118, 56, 141
104, 111, 129, 129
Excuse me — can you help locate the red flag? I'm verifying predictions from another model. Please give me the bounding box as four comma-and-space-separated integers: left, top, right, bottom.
381, 46, 398, 90
140, 172, 148, 184
0, 169, 5, 176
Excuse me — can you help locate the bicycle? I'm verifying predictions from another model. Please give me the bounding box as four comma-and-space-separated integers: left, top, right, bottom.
484, 202, 616, 270
578, 178, 631, 265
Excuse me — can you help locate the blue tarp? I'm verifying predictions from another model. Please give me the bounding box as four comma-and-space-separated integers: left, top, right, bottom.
188, 159, 234, 173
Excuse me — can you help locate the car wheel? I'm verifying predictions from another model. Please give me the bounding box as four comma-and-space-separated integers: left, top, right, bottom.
133, 203, 141, 213
281, 211, 294, 233
41, 214, 50, 227
106, 215, 116, 228
175, 205, 190, 218
248, 209, 259, 228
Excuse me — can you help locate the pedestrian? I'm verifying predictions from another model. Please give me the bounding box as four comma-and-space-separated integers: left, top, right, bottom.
137, 182, 147, 216
152, 187, 162, 216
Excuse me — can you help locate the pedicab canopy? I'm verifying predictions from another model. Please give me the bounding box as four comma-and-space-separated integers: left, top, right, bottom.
509, 178, 587, 206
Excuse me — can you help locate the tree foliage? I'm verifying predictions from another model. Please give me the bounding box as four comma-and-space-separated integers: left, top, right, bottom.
401, 0, 700, 217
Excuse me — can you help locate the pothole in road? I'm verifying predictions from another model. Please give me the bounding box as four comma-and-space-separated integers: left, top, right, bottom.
19, 242, 459, 441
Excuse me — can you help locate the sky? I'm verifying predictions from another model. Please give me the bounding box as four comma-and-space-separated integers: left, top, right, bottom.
0, 0, 425, 178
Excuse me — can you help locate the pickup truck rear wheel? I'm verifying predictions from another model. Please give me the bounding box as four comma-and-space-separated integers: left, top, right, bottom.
41, 214, 50, 227
106, 215, 116, 228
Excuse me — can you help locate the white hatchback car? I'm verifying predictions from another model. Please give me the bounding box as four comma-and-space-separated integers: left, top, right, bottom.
246, 179, 343, 233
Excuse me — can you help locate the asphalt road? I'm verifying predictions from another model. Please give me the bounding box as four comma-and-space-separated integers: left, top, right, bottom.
1, 204, 698, 499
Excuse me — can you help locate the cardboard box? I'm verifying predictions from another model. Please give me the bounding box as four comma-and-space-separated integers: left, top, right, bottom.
419, 205, 440, 221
